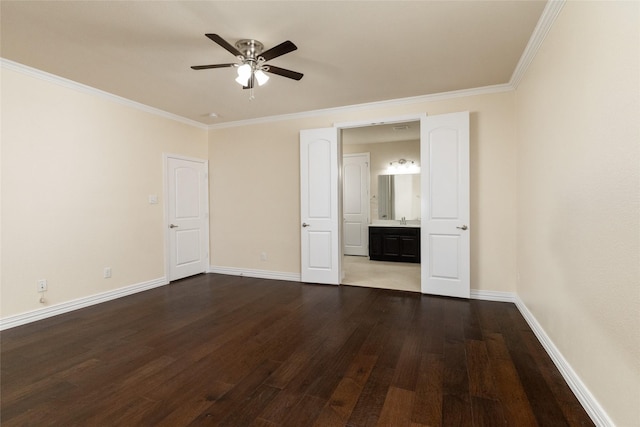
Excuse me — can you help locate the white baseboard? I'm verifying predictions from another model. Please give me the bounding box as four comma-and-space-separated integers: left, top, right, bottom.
209, 266, 301, 283
0, 277, 168, 331
514, 296, 613, 427
470, 289, 516, 302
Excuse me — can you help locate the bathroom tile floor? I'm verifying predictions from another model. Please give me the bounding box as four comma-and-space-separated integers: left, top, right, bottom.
342, 255, 421, 293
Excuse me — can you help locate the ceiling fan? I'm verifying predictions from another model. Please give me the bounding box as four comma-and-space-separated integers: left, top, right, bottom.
191, 34, 303, 98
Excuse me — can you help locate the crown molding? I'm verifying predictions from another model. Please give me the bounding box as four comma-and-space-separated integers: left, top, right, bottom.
509, 0, 566, 88
208, 83, 513, 130
0, 58, 209, 130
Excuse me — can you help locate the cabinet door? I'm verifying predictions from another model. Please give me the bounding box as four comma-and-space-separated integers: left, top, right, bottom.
369, 229, 383, 259
383, 235, 402, 257
400, 235, 420, 262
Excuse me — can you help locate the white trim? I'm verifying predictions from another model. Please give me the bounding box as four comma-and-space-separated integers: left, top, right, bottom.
0, 277, 167, 331
335, 113, 427, 131
509, 0, 566, 88
0, 58, 208, 130
514, 296, 613, 427
209, 84, 513, 130
470, 289, 516, 303
209, 266, 301, 283
473, 288, 611, 426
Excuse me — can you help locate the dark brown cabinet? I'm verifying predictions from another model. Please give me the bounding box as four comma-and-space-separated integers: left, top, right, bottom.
369, 226, 421, 263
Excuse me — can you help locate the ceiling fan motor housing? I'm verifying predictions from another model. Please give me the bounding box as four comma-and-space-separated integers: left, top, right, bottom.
235, 39, 264, 59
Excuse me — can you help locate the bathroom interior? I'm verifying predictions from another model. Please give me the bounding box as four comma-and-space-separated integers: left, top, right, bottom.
341, 121, 421, 293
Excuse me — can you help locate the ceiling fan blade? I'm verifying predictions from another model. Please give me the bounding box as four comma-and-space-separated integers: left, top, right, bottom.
205, 33, 243, 58
265, 65, 303, 81
191, 63, 236, 70
259, 40, 297, 62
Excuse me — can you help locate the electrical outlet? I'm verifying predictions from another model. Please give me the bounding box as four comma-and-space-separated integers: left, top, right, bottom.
37, 279, 48, 292
260, 252, 268, 261
104, 267, 112, 278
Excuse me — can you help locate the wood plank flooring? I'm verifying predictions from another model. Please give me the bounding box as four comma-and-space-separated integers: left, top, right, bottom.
1, 274, 594, 426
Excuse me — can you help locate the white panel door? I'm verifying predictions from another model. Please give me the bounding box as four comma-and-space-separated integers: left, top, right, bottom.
300, 128, 340, 285
421, 112, 470, 298
167, 156, 209, 281
343, 153, 370, 256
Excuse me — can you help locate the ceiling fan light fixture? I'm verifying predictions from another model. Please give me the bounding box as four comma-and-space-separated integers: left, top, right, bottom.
235, 63, 252, 85
235, 75, 250, 86
254, 69, 269, 86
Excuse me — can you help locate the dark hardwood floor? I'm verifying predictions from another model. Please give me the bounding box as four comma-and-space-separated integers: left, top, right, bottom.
1, 274, 593, 426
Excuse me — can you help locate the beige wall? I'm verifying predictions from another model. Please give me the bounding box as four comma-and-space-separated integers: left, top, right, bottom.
515, 2, 640, 425
209, 91, 518, 293
1, 68, 208, 318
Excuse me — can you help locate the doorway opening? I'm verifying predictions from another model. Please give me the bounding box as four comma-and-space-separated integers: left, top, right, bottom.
341, 121, 421, 293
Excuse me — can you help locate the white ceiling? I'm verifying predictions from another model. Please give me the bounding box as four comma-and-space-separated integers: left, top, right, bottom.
1, 1, 547, 126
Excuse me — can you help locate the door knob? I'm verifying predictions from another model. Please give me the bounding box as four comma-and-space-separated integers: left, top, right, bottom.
456, 225, 468, 230
302, 223, 311, 228
169, 224, 179, 228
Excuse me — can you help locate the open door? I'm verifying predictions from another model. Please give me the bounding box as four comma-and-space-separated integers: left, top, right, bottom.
300, 128, 340, 285
421, 112, 470, 298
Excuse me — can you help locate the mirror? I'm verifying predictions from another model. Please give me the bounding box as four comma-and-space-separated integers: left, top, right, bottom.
378, 174, 421, 220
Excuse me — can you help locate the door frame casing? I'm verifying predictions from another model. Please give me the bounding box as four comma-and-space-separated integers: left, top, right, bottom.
303, 112, 470, 298
335, 114, 427, 285
163, 153, 210, 283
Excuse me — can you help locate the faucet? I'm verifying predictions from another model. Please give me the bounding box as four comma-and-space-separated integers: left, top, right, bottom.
401, 216, 406, 225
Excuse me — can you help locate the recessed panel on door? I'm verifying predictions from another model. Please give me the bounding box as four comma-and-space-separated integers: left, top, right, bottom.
175, 167, 200, 219
344, 222, 363, 247
342, 153, 370, 257
176, 229, 201, 266
308, 140, 332, 219
430, 129, 459, 220
344, 163, 363, 215
308, 231, 332, 270
429, 235, 460, 279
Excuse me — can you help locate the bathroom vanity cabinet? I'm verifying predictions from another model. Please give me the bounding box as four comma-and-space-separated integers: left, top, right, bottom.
368, 226, 421, 263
